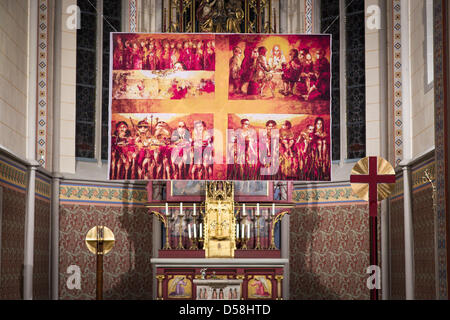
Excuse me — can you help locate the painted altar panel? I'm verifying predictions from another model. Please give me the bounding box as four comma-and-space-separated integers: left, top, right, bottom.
156, 267, 283, 300
109, 33, 331, 181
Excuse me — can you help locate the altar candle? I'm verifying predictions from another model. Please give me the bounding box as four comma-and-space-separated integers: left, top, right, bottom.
180, 202, 183, 215
272, 203, 275, 216
188, 224, 192, 239
247, 224, 250, 239
200, 223, 202, 238
242, 224, 245, 239
242, 203, 246, 216
193, 203, 196, 216
165, 203, 169, 216
194, 223, 197, 238
236, 224, 239, 238
256, 203, 260, 216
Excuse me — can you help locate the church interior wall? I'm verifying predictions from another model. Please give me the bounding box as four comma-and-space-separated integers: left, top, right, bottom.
0, 0, 30, 160
33, 173, 51, 300
365, 0, 383, 157
0, 155, 27, 299
58, 181, 152, 299
289, 202, 370, 300
58, 0, 77, 174
389, 183, 405, 299
389, 152, 436, 299
0, 0, 444, 300
409, 0, 435, 159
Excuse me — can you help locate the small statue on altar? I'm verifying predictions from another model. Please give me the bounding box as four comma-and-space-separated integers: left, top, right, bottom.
200, 268, 207, 280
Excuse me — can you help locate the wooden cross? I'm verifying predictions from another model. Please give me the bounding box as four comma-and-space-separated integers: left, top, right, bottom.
350, 156, 395, 300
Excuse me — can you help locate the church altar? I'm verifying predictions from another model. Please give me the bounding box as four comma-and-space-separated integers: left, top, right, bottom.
147, 181, 293, 300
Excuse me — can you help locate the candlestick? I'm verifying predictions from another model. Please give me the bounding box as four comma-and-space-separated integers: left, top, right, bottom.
247, 223, 250, 239
241, 224, 245, 239
194, 223, 197, 238
272, 203, 275, 216
188, 224, 192, 239
180, 202, 183, 215
193, 203, 196, 216
236, 223, 239, 239
256, 203, 260, 216
165, 203, 169, 215
200, 223, 202, 238
255, 215, 261, 250
243, 203, 246, 216
177, 213, 184, 250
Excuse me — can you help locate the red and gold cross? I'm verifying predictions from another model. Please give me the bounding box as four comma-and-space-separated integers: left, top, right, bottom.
350, 156, 396, 300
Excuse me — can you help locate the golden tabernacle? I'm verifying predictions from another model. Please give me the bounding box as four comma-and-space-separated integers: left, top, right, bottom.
203, 181, 236, 258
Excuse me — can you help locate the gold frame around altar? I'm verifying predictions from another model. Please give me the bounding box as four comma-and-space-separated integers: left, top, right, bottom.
203, 181, 236, 258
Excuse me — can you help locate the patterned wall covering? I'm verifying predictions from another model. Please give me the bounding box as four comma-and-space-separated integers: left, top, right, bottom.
0, 156, 27, 299
433, 0, 448, 300
33, 197, 50, 299
389, 191, 405, 299
59, 204, 153, 299
389, 158, 436, 299
412, 185, 435, 299
0, 187, 26, 299
289, 204, 370, 300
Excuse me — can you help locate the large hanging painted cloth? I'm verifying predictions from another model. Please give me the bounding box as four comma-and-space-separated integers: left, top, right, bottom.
109, 33, 331, 181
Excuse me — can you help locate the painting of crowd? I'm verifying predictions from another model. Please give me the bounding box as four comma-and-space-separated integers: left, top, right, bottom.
111, 71, 215, 100
227, 116, 330, 181
112, 34, 216, 71
110, 115, 215, 180
228, 38, 330, 101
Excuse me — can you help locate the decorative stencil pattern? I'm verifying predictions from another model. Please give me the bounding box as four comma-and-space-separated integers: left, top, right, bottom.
392, 0, 403, 166
290, 204, 370, 300
37, 0, 49, 167
0, 158, 27, 190
59, 204, 153, 299
433, 0, 448, 300
129, 0, 138, 32
293, 184, 363, 206
33, 198, 51, 299
60, 183, 147, 206
0, 187, 26, 299
304, 0, 313, 34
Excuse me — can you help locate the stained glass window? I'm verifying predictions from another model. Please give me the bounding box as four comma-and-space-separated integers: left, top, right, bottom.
320, 0, 340, 161
102, 1, 122, 160
76, 0, 122, 160
320, 0, 366, 161
345, 0, 366, 159
76, 0, 97, 158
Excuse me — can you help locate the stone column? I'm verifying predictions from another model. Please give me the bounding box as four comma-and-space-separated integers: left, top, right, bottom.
281, 214, 290, 299
23, 162, 40, 300
51, 174, 61, 299
152, 214, 161, 299
400, 162, 414, 299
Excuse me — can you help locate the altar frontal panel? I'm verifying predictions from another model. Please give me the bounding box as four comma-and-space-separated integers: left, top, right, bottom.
109, 33, 331, 181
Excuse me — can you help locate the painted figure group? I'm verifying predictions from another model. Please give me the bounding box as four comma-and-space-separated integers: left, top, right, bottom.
110, 118, 214, 180
227, 117, 330, 180
229, 44, 330, 101
113, 35, 216, 71
198, 287, 239, 300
